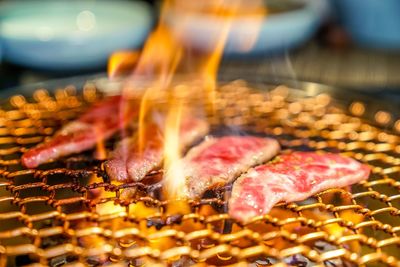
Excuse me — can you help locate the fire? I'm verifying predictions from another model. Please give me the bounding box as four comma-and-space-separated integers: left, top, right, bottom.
107, 0, 266, 200
94, 125, 107, 160
108, 50, 140, 79
159, 1, 242, 200
132, 24, 182, 83
163, 90, 185, 199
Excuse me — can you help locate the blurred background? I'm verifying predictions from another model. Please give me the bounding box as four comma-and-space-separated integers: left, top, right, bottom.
1, 0, 400, 94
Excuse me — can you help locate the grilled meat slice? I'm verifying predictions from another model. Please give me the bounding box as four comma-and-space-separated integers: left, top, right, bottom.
229, 152, 370, 222
105, 117, 209, 182
175, 136, 280, 199
22, 96, 137, 168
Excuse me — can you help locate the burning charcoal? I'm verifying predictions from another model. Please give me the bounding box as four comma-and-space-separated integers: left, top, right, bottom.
86, 256, 108, 267
251, 257, 274, 266
41, 235, 69, 249
314, 240, 337, 252
324, 260, 356, 267
147, 217, 165, 230
171, 256, 196, 267
49, 255, 68, 267
314, 241, 356, 267
165, 214, 183, 225
285, 254, 311, 267
146, 214, 184, 229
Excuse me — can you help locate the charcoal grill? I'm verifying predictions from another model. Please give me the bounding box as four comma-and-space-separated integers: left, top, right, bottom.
1, 78, 400, 267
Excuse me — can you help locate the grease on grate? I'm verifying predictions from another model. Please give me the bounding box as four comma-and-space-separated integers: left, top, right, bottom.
0, 81, 400, 266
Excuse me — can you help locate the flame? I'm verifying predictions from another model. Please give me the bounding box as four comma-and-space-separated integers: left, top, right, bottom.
94, 131, 107, 160
159, 1, 255, 199
133, 24, 182, 82
108, 50, 140, 79
107, 1, 266, 201
163, 90, 185, 199
193, 0, 250, 113
134, 23, 183, 155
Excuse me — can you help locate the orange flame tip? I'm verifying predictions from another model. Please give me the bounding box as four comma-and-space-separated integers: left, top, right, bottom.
108, 50, 140, 79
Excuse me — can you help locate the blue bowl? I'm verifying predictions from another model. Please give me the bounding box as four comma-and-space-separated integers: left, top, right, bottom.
238, 1, 322, 55
165, 0, 323, 56
0, 0, 153, 70
334, 0, 400, 50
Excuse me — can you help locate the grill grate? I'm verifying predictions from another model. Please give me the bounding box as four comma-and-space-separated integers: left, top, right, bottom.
1, 81, 400, 266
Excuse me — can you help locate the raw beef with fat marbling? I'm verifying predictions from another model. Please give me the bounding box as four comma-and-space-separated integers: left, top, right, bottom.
22, 96, 138, 168
229, 152, 370, 222
173, 136, 280, 199
105, 117, 209, 182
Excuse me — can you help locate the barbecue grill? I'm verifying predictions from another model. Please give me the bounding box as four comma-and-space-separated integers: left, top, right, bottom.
1, 78, 400, 266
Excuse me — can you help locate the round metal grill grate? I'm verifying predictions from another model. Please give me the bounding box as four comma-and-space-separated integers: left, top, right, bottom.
0, 81, 400, 266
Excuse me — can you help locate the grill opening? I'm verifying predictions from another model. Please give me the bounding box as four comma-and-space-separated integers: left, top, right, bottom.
0, 80, 400, 266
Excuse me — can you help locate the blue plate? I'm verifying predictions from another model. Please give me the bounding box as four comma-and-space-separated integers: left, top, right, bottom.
165, 0, 324, 56
0, 0, 153, 70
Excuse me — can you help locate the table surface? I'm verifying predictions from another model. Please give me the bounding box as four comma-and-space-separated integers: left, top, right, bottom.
221, 42, 400, 90
2, 41, 400, 94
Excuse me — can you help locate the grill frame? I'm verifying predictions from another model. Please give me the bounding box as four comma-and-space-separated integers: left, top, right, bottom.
0, 77, 400, 266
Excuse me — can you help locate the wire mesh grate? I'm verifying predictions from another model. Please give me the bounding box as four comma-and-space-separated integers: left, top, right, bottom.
0, 81, 400, 266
